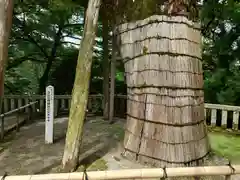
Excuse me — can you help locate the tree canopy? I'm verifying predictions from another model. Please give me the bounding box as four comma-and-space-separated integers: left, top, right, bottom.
4, 0, 240, 105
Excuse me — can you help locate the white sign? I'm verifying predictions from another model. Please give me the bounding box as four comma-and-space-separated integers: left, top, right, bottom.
45, 85, 54, 144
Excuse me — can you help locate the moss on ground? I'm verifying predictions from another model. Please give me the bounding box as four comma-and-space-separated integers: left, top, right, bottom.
49, 158, 108, 173
209, 131, 240, 163
77, 158, 108, 171
208, 125, 240, 135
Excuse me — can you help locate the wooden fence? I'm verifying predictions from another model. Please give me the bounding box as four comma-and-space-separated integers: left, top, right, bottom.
2, 95, 240, 130
0, 101, 38, 140
1, 165, 240, 180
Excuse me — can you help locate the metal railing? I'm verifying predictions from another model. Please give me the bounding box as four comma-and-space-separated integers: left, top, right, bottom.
0, 101, 38, 140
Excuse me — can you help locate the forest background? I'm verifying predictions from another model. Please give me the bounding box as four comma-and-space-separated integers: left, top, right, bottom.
5, 0, 240, 107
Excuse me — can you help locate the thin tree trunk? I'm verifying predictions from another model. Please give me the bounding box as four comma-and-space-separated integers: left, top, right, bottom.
102, 9, 110, 120
83, 8, 87, 25
62, 0, 101, 172
0, 0, 13, 113
38, 25, 63, 94
116, 0, 210, 171
109, 28, 117, 123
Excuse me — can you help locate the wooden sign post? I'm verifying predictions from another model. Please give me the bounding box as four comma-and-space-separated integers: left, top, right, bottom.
45, 85, 54, 144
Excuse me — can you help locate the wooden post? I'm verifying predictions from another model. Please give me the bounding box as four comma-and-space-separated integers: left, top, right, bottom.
25, 98, 29, 113
233, 111, 239, 130
54, 99, 58, 117
16, 110, 20, 132
17, 98, 22, 109
61, 99, 65, 110
10, 98, 14, 110
211, 109, 217, 125
40, 99, 44, 113
222, 110, 228, 126
32, 97, 36, 112
1, 115, 4, 140
45, 85, 54, 144
27, 106, 32, 123
4, 98, 8, 112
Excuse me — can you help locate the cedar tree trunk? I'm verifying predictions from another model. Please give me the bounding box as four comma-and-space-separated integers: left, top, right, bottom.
62, 0, 101, 172
0, 0, 13, 113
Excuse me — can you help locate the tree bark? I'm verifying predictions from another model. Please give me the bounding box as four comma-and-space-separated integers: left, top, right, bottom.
102, 9, 110, 120
38, 25, 63, 94
0, 0, 13, 113
116, 0, 210, 170
109, 28, 117, 123
62, 0, 101, 172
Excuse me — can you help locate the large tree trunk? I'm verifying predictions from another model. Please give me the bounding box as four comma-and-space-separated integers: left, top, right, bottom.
0, 0, 13, 113
117, 0, 210, 168
62, 0, 101, 172
102, 9, 110, 120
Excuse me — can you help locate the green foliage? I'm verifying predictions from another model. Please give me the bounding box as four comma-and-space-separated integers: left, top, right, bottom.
5, 0, 84, 94
4, 0, 240, 107
5, 0, 125, 95
201, 0, 240, 105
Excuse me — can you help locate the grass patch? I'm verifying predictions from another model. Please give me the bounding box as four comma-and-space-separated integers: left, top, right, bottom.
209, 132, 240, 163
83, 158, 108, 171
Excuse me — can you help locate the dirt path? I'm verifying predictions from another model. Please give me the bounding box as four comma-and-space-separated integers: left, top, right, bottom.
0, 116, 124, 175
0, 117, 66, 175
